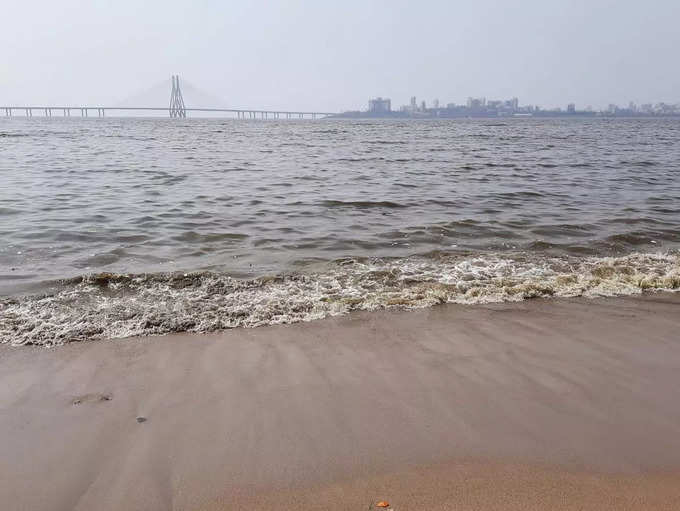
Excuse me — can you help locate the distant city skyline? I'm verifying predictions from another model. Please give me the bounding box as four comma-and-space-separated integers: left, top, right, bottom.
360, 95, 679, 116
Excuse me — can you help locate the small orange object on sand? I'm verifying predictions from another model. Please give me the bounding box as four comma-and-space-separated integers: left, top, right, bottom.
376, 501, 389, 508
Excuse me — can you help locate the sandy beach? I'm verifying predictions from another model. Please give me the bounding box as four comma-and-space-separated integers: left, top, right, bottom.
2, 293, 680, 510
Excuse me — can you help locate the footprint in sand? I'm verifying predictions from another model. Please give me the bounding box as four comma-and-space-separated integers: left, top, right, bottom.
72, 393, 112, 406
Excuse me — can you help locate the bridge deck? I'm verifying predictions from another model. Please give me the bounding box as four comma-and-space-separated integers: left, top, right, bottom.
1, 106, 336, 117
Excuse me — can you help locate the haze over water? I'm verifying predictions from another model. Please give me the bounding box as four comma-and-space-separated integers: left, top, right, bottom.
1, 117, 680, 345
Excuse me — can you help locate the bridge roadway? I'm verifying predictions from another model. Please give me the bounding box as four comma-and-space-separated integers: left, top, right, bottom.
1, 106, 336, 119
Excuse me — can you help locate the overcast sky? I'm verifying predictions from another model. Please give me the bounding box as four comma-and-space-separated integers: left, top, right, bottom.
2, 0, 679, 111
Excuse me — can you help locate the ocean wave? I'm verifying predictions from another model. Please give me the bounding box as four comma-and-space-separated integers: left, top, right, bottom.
1, 251, 678, 347
321, 200, 408, 209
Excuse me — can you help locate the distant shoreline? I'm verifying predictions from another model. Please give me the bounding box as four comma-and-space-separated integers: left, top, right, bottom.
329, 111, 680, 119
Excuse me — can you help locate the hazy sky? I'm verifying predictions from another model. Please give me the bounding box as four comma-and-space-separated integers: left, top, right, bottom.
2, 0, 679, 111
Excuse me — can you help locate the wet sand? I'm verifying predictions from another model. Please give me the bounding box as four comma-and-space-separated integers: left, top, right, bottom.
1, 293, 680, 510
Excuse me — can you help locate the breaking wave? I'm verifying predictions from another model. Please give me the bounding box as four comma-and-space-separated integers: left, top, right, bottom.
1, 251, 679, 346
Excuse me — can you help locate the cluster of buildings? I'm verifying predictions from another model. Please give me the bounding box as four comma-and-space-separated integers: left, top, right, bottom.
606, 101, 680, 116
342, 96, 680, 118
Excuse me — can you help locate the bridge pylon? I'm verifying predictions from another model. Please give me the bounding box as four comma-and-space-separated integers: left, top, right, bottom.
169, 75, 187, 118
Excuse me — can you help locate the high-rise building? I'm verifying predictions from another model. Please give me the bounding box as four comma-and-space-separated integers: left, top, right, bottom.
503, 98, 519, 110
567, 103, 576, 113
410, 96, 417, 111
467, 97, 486, 109
368, 97, 391, 113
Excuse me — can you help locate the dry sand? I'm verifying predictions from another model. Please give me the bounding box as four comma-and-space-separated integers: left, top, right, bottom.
1, 293, 680, 510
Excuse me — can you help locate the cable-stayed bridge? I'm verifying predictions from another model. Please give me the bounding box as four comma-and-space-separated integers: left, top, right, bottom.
1, 76, 336, 119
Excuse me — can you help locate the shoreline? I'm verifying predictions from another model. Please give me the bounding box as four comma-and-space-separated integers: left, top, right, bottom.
3, 250, 679, 347
2, 293, 680, 509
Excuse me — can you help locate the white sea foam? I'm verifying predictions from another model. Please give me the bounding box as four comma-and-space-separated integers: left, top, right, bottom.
1, 251, 678, 346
